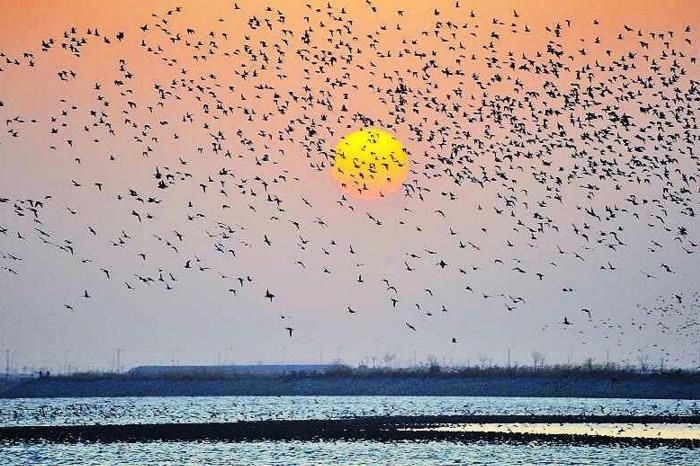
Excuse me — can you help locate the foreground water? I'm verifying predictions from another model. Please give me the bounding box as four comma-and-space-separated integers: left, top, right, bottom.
1, 439, 699, 465
1, 396, 698, 465
1, 395, 698, 427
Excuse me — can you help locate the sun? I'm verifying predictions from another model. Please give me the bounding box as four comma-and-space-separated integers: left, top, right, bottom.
332, 128, 409, 200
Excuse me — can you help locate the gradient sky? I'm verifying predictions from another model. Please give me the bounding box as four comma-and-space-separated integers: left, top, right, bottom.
0, 0, 698, 372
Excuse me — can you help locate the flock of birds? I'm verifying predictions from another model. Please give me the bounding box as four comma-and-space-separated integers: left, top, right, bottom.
0, 1, 698, 367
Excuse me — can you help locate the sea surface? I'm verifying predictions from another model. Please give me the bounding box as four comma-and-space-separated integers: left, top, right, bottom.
1, 396, 699, 465
4, 439, 700, 466
2, 395, 699, 427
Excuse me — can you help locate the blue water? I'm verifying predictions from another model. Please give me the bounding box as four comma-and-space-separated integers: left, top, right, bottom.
0, 395, 698, 427
2, 439, 699, 465
1, 396, 698, 465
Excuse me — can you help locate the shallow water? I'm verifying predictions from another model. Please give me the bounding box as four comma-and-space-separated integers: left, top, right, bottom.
1, 395, 698, 427
2, 439, 699, 466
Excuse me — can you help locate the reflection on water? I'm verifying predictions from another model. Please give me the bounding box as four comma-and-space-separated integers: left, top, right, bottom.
409, 423, 700, 440
1, 439, 699, 466
1, 396, 698, 427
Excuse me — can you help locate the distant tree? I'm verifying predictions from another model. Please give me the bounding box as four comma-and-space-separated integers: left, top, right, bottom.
382, 353, 396, 368
637, 352, 649, 372
426, 354, 441, 373
531, 351, 545, 369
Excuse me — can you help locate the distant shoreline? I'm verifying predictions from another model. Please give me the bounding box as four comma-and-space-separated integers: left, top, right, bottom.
1, 370, 699, 399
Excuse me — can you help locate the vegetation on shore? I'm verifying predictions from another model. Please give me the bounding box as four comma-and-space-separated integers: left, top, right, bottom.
56, 363, 700, 381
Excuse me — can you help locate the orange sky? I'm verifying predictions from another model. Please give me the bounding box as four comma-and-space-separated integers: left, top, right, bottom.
0, 0, 698, 371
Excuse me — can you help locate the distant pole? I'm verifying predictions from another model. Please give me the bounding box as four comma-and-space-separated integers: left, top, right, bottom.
606, 349, 610, 367
5, 349, 9, 378
507, 348, 511, 368
319, 349, 323, 364
116, 348, 124, 373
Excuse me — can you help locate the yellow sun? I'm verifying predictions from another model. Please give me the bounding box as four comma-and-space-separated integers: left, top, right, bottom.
332, 128, 409, 199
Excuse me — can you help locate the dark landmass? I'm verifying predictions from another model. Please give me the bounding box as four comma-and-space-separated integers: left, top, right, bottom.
1, 415, 698, 447
1, 367, 699, 399
0, 378, 20, 392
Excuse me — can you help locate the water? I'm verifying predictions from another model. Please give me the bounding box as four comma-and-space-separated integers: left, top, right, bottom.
2, 439, 700, 465
1, 396, 698, 427
1, 396, 698, 465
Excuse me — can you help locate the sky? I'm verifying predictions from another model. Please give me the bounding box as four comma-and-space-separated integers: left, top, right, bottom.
0, 0, 698, 372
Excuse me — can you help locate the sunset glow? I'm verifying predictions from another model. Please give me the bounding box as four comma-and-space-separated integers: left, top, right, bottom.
332, 128, 408, 199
